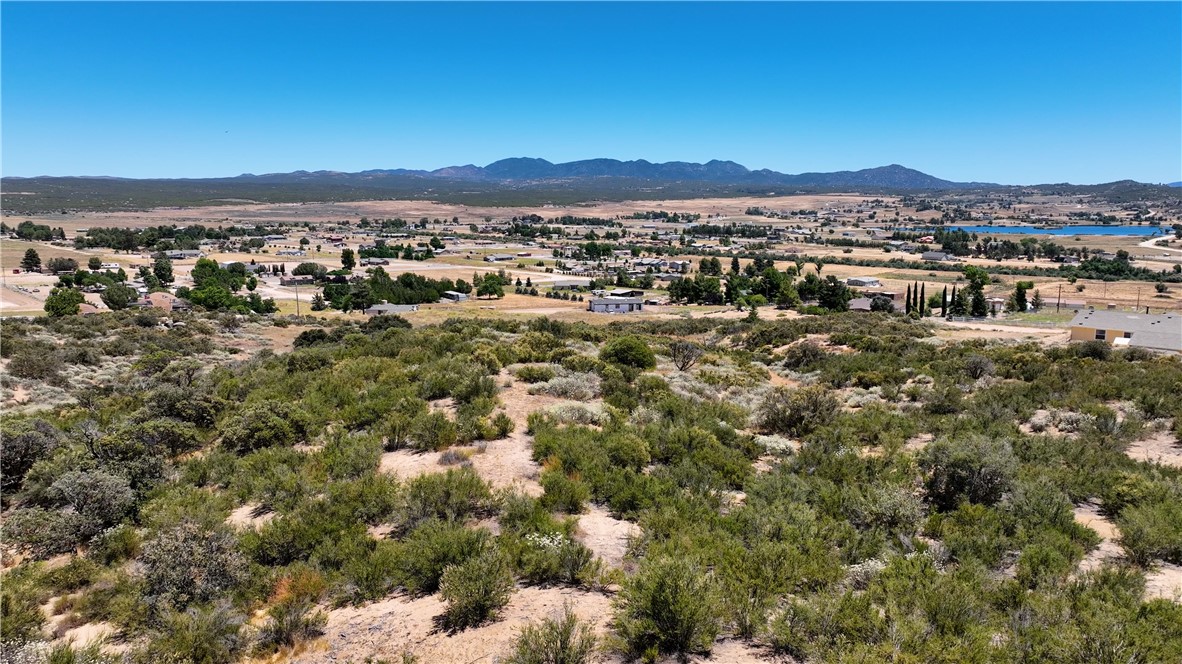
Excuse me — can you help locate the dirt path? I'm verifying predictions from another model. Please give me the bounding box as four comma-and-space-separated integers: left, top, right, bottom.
1073, 504, 1122, 575
1073, 503, 1182, 601
302, 587, 614, 664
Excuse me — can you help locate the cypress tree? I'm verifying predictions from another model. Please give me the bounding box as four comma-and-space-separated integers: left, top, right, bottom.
920, 283, 926, 316
905, 284, 912, 314
942, 285, 949, 314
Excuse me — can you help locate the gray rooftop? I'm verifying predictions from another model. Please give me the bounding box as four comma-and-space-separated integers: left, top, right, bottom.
1069, 310, 1181, 351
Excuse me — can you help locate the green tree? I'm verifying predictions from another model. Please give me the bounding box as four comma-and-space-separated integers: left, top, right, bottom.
19, 248, 41, 271
154, 257, 174, 284
87, 256, 102, 270
100, 283, 138, 310
476, 276, 504, 299
44, 287, 85, 317
341, 247, 356, 270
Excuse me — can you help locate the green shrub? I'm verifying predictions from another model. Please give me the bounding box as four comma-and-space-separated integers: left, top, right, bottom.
539, 468, 590, 514
510, 531, 600, 587
408, 411, 458, 451
756, 385, 839, 437
928, 503, 1011, 568
220, 400, 308, 453
1118, 499, 1182, 565
87, 524, 142, 565
1, 581, 46, 641
768, 591, 886, 660
1, 417, 61, 494
614, 556, 720, 661
1016, 531, 1081, 589
398, 520, 490, 596
492, 412, 515, 438
920, 435, 1017, 511
600, 336, 656, 370
256, 596, 327, 652
401, 466, 491, 528
516, 365, 557, 384
148, 603, 245, 664
560, 354, 604, 374
141, 522, 248, 612
439, 549, 515, 630
504, 603, 598, 664
343, 540, 401, 604
321, 432, 382, 480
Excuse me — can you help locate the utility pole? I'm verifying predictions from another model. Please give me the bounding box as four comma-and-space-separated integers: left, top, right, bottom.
1136, 287, 1141, 312
1056, 284, 1062, 312
294, 281, 301, 316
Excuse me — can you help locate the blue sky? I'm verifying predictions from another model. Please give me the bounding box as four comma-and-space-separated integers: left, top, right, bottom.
2, 2, 1179, 184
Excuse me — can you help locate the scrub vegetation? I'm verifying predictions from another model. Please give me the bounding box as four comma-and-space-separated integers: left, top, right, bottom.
2, 308, 1181, 663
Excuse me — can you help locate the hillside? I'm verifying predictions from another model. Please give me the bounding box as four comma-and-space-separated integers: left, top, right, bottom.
2, 311, 1181, 662
3, 158, 1178, 213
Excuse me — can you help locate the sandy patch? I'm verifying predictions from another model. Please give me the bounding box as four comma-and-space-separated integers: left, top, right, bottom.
379, 449, 446, 480
576, 505, 640, 570
58, 621, 119, 648
226, 502, 274, 530
1145, 563, 1182, 602
1073, 503, 1122, 575
904, 433, 934, 452
298, 586, 613, 664
1125, 429, 1182, 469
468, 432, 542, 496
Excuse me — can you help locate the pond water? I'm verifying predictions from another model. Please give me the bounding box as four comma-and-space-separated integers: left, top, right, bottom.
945, 225, 1163, 237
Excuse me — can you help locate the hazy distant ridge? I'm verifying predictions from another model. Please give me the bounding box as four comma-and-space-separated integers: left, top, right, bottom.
239, 158, 995, 190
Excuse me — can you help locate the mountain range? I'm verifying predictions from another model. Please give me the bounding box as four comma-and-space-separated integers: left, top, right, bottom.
230, 158, 992, 190
3, 158, 1178, 213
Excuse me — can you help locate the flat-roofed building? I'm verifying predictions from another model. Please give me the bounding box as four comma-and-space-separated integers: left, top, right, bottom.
1068, 310, 1181, 353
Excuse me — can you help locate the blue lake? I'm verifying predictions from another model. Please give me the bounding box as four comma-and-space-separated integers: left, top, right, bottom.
945, 225, 1163, 237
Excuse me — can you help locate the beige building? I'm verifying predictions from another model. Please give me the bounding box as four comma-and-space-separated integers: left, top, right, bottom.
1068, 310, 1181, 353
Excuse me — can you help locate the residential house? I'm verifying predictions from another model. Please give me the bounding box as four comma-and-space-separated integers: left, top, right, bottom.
132, 292, 190, 312
921, 251, 956, 262
588, 297, 644, 313
607, 288, 645, 298
164, 250, 204, 260
1068, 310, 1181, 353
484, 254, 516, 262
846, 277, 882, 288
550, 280, 590, 291
364, 303, 419, 315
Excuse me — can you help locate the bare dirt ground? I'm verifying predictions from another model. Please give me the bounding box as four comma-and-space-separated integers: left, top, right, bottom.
575, 505, 640, 571
1125, 428, 1182, 469
1074, 504, 1123, 575
379, 449, 448, 481
300, 586, 615, 664
1072, 503, 1182, 601
226, 503, 274, 530
933, 320, 1069, 345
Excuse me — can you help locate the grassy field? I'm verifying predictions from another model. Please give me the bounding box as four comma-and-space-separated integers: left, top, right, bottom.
1006, 310, 1077, 324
